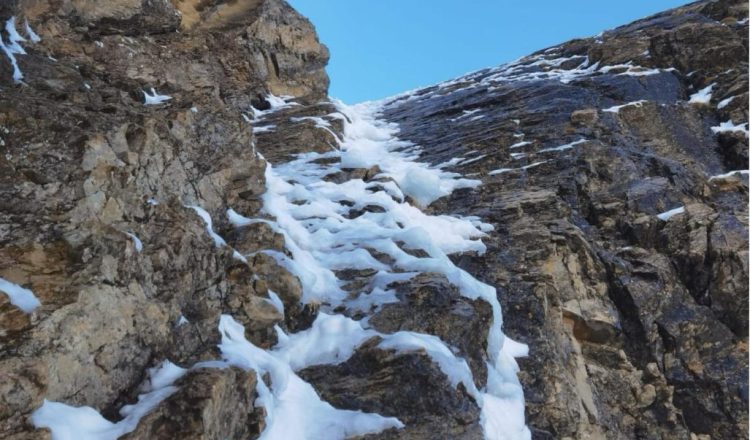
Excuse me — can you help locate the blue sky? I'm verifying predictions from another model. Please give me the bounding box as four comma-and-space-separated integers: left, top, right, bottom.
289, 0, 692, 103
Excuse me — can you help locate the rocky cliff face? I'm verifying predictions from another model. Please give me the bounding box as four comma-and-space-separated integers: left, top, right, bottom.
0, 0, 747, 439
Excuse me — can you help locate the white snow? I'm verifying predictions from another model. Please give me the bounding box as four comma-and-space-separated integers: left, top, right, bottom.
145, 361, 187, 392
143, 88, 172, 105
24, 20, 41, 43
459, 154, 488, 166
602, 100, 646, 113
488, 167, 513, 176
190, 106, 198, 113
450, 109, 481, 121
218, 315, 404, 440
708, 169, 749, 181
538, 138, 587, 153
186, 205, 225, 247
717, 96, 735, 109
489, 160, 548, 176
657, 206, 685, 221
233, 99, 530, 440
688, 84, 714, 104
5, 17, 26, 55
31, 87, 532, 440
379, 331, 481, 399
336, 100, 480, 207
521, 160, 547, 170
711, 120, 749, 137
509, 141, 531, 149
124, 232, 143, 252
266, 290, 285, 315
253, 124, 277, 133
251, 94, 300, 120
272, 313, 378, 370
1, 17, 26, 82
0, 277, 41, 313
31, 361, 184, 440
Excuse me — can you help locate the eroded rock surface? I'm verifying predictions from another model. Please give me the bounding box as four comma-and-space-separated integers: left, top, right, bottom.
0, 0, 747, 439
380, 1, 749, 438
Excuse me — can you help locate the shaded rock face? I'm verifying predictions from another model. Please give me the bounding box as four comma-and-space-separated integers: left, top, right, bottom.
299, 338, 485, 440
0, 1, 747, 440
379, 0, 748, 438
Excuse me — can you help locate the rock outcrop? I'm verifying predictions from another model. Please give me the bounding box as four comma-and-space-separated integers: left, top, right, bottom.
380, 1, 748, 438
0, 0, 747, 439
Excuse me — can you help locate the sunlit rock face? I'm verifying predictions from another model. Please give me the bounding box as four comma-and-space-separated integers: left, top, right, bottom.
0, 0, 747, 439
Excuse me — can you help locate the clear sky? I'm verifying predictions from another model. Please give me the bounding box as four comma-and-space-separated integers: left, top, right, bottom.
289, 0, 693, 103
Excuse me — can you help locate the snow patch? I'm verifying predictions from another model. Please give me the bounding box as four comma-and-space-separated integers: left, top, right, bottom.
1, 17, 27, 82
538, 138, 587, 153
688, 84, 714, 104
717, 96, 735, 109
709, 169, 749, 181
711, 120, 749, 137
0, 277, 41, 313
509, 141, 531, 149
124, 232, 143, 252
603, 100, 646, 113
657, 206, 685, 221
143, 88, 172, 105
31, 361, 184, 440
24, 20, 41, 43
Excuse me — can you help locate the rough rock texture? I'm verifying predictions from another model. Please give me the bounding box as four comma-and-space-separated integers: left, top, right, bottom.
0, 0, 747, 439
122, 368, 263, 440
379, 1, 749, 438
0, 0, 323, 438
300, 338, 485, 440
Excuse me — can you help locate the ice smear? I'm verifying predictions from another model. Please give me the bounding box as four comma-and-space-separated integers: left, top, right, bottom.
602, 100, 646, 113
509, 141, 531, 149
124, 232, 143, 252
459, 154, 488, 166
186, 205, 226, 247
657, 206, 685, 221
688, 84, 714, 104
5, 17, 26, 54
31, 361, 184, 440
253, 124, 277, 133
24, 20, 41, 43
489, 160, 548, 176
1, 17, 26, 82
0, 277, 41, 313
717, 96, 735, 109
538, 138, 587, 153
709, 169, 749, 180
266, 289, 285, 315
143, 88, 172, 105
